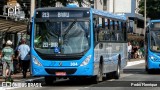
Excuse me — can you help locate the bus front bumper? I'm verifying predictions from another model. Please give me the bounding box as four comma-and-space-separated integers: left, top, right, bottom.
148, 59, 160, 69
32, 66, 93, 77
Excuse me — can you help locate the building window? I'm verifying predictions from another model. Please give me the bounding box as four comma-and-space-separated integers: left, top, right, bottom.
103, 0, 107, 6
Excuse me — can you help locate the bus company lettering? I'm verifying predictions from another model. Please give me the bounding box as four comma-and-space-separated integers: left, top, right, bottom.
2, 82, 42, 88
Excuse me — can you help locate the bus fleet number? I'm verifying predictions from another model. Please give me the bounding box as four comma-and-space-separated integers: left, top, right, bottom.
70, 62, 78, 66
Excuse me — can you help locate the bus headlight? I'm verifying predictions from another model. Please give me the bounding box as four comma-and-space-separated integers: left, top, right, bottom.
149, 56, 157, 61
80, 55, 91, 66
32, 56, 42, 66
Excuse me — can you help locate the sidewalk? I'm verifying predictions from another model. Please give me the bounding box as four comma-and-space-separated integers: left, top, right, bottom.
126, 58, 145, 67
128, 58, 144, 62
0, 72, 32, 83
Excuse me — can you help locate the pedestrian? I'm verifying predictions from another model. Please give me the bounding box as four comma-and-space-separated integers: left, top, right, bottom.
128, 42, 132, 60
13, 42, 22, 74
0, 50, 3, 76
2, 40, 14, 81
13, 50, 19, 74
18, 39, 30, 78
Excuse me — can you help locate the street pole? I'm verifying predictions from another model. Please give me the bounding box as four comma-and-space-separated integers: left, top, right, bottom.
29, 0, 35, 75
30, 0, 35, 20
113, 0, 115, 13
144, 0, 146, 33
95, 0, 97, 9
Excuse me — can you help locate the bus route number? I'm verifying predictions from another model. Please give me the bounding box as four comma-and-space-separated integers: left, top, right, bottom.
58, 12, 69, 17
42, 12, 49, 17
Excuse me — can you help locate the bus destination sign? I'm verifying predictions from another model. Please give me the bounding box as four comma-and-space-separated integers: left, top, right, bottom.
58, 12, 69, 17
36, 10, 89, 18
151, 22, 160, 29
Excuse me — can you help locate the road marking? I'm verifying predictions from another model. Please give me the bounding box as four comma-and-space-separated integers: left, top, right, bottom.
1, 87, 19, 90
126, 60, 145, 67
25, 77, 44, 82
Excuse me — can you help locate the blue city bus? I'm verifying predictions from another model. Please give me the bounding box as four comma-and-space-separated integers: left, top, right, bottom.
30, 5, 128, 84
145, 20, 160, 73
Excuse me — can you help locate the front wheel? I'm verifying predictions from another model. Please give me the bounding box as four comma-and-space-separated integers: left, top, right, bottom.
145, 64, 148, 71
91, 64, 103, 84
45, 76, 56, 85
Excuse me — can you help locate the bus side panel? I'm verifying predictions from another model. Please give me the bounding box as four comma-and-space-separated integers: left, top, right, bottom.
93, 43, 110, 75
93, 42, 127, 75
110, 43, 128, 71
121, 43, 128, 69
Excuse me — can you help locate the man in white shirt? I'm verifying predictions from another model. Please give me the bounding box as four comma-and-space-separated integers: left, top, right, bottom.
18, 39, 30, 78
128, 42, 132, 60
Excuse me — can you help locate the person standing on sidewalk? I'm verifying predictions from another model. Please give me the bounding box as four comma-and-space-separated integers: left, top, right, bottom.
2, 40, 14, 80
128, 42, 132, 60
18, 39, 30, 78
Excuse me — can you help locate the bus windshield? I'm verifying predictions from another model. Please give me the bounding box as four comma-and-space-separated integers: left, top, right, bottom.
34, 20, 90, 54
150, 30, 160, 52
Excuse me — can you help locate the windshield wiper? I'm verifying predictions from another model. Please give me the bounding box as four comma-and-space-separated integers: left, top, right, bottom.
44, 20, 59, 38
63, 21, 76, 39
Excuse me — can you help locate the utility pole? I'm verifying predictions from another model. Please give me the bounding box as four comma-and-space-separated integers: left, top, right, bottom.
95, 0, 97, 9
29, 0, 35, 75
30, 0, 35, 19
144, 0, 146, 33
113, 0, 115, 13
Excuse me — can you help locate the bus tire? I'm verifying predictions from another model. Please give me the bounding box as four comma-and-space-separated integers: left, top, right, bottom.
97, 63, 103, 82
92, 61, 103, 83
45, 76, 56, 85
145, 62, 152, 74
114, 63, 120, 79
145, 65, 148, 71
147, 69, 153, 74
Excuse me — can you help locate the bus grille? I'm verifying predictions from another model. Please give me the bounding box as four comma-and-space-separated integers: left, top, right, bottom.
45, 68, 77, 74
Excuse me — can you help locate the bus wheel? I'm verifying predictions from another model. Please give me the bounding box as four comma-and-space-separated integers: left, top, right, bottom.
96, 62, 103, 82
145, 65, 148, 71
92, 63, 103, 83
114, 64, 120, 79
147, 69, 153, 74
145, 63, 152, 74
45, 76, 56, 85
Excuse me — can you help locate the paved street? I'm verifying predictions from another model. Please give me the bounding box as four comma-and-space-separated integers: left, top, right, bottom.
1, 59, 160, 90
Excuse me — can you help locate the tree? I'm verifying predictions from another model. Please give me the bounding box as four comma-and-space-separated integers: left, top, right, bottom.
41, 0, 91, 7
17, 0, 91, 18
139, 0, 160, 19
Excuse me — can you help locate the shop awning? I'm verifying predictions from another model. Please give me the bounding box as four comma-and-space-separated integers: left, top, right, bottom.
0, 18, 27, 33
128, 33, 144, 41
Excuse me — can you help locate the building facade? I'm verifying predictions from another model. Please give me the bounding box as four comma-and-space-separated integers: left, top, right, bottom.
94, 0, 144, 35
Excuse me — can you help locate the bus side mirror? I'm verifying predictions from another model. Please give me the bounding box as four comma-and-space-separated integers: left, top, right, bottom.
27, 22, 32, 35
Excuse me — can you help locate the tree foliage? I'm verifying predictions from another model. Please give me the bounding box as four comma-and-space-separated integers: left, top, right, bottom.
41, 0, 91, 7
139, 0, 160, 19
16, 0, 91, 18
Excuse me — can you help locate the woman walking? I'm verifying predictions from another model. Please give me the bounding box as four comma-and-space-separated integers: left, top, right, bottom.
2, 40, 14, 81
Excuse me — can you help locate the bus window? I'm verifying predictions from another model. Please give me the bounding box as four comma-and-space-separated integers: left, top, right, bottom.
34, 21, 90, 54
150, 31, 160, 51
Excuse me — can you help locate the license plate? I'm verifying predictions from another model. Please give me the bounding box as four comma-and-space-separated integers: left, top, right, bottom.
55, 72, 66, 76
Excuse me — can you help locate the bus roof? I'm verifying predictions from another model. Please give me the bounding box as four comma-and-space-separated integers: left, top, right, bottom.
150, 19, 160, 23
36, 7, 90, 11
92, 9, 127, 21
